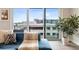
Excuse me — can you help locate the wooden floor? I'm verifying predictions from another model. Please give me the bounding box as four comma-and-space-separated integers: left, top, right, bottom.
49, 41, 79, 50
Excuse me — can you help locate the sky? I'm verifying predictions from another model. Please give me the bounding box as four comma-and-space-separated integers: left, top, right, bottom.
13, 8, 59, 23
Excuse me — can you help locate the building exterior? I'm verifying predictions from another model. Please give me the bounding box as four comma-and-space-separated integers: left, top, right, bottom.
14, 19, 59, 41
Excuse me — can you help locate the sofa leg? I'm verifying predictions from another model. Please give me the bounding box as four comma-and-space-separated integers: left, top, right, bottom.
15, 48, 18, 50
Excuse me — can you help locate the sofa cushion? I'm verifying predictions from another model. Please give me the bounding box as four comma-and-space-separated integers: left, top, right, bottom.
18, 40, 38, 50
0, 31, 11, 43
24, 32, 38, 40
18, 32, 38, 50
39, 39, 52, 50
4, 33, 16, 44
0, 30, 15, 44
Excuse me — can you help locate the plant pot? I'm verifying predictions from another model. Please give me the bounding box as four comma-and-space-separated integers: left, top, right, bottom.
63, 35, 73, 46
62, 37, 68, 45
62, 32, 73, 45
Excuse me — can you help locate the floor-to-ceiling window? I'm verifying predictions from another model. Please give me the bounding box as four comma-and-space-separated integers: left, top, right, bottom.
13, 8, 59, 41
29, 8, 44, 38
13, 8, 27, 31
46, 8, 59, 41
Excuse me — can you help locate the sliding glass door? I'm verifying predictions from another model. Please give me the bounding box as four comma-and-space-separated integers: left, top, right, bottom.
45, 8, 59, 41
13, 8, 27, 31
28, 8, 44, 38
13, 8, 60, 41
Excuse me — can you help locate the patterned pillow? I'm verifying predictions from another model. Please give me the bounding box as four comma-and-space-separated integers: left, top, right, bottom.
4, 33, 16, 44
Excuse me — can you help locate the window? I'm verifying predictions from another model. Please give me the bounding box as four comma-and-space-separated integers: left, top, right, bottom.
46, 8, 59, 40
40, 33, 43, 35
57, 33, 59, 37
51, 20, 58, 24
46, 20, 52, 23
47, 27, 50, 30
52, 27, 56, 30
47, 33, 50, 35
13, 8, 59, 41
52, 33, 56, 36
13, 8, 27, 30
29, 8, 44, 38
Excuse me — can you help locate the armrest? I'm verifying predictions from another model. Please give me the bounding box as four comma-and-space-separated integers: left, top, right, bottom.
39, 39, 52, 50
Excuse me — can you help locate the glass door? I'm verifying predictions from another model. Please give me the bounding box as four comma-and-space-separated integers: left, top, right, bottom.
13, 8, 27, 31
29, 8, 44, 38
45, 8, 59, 41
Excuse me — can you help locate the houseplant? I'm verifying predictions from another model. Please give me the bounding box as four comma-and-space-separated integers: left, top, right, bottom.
56, 15, 79, 45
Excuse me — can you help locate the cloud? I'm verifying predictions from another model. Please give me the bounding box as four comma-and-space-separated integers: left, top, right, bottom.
46, 12, 58, 19
29, 11, 43, 21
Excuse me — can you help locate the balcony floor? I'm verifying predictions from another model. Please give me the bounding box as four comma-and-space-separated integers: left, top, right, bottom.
49, 41, 79, 50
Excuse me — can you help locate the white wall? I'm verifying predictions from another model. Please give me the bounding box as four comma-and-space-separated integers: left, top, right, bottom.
0, 8, 13, 32
59, 8, 73, 18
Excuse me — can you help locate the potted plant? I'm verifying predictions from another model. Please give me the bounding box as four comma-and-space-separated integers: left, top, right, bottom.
56, 15, 79, 45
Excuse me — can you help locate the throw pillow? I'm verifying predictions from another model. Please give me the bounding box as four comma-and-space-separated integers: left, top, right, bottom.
4, 33, 16, 44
